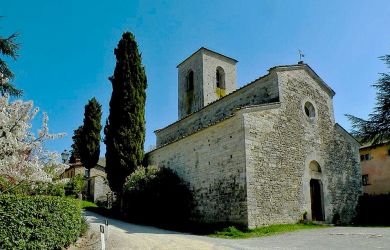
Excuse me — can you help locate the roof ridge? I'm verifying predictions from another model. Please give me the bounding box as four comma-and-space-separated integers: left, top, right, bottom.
176, 47, 238, 68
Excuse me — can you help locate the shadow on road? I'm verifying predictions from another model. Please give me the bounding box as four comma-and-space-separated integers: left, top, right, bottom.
84, 210, 188, 236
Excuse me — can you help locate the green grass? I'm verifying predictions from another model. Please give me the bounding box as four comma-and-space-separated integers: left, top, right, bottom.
79, 200, 98, 209
210, 223, 329, 239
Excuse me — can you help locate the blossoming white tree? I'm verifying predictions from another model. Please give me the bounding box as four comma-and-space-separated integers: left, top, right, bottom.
0, 95, 66, 192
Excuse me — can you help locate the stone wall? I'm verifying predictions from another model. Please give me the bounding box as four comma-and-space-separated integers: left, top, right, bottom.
156, 72, 279, 147
89, 166, 111, 203
202, 50, 237, 106
90, 176, 111, 203
151, 64, 361, 228
243, 68, 361, 228
178, 48, 237, 119
326, 125, 361, 224
178, 52, 204, 118
149, 114, 248, 225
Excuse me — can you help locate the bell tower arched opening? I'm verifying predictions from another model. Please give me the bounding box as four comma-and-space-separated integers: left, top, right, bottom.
216, 67, 226, 98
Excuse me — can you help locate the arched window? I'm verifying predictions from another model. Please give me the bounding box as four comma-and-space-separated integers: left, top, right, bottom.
304, 102, 316, 118
216, 67, 225, 89
309, 161, 321, 173
187, 70, 194, 92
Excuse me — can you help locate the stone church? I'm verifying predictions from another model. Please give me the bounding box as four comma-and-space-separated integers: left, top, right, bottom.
148, 47, 362, 228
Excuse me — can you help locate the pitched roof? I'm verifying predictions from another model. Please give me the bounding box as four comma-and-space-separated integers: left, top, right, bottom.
155, 63, 335, 134
360, 141, 389, 150
271, 64, 336, 97
176, 47, 238, 68
149, 102, 281, 152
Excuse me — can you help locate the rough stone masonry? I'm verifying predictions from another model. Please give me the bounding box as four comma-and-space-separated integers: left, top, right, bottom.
148, 47, 362, 228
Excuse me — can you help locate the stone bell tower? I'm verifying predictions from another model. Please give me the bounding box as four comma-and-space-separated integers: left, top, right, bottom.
177, 47, 237, 119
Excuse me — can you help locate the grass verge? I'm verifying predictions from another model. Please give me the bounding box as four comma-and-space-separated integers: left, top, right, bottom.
78, 200, 98, 209
210, 223, 329, 239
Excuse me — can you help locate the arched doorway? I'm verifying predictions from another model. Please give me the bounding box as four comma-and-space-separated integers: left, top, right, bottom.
310, 179, 324, 221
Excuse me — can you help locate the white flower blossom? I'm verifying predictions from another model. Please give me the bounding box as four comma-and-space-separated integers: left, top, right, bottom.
0, 95, 67, 187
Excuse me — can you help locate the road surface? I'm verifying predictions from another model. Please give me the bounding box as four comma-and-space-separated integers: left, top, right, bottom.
71, 210, 390, 250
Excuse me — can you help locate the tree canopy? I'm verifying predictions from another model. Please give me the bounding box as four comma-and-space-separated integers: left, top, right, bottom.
69, 126, 82, 163
79, 98, 102, 170
0, 95, 66, 190
0, 26, 22, 96
70, 98, 102, 169
347, 54, 390, 144
104, 32, 147, 193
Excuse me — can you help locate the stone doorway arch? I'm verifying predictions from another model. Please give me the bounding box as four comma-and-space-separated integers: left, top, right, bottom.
307, 160, 325, 221
310, 178, 324, 221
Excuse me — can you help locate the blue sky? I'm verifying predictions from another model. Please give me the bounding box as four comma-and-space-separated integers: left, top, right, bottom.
2, 0, 390, 155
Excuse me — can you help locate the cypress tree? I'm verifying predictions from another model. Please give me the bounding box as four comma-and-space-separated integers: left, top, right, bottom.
347, 54, 390, 144
104, 32, 147, 194
69, 126, 83, 163
79, 97, 102, 170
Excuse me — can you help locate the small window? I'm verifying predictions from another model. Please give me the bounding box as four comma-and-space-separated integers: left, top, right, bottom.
360, 155, 365, 161
364, 154, 371, 161
84, 169, 90, 178
304, 102, 316, 118
362, 175, 369, 186
187, 71, 194, 92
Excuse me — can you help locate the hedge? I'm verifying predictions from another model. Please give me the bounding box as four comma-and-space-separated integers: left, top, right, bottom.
0, 195, 84, 249
123, 166, 194, 228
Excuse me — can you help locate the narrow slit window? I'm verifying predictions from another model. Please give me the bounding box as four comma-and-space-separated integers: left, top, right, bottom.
187, 71, 194, 91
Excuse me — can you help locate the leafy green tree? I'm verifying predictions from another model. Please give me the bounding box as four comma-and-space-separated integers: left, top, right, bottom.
104, 32, 147, 193
65, 174, 85, 198
347, 54, 390, 144
79, 98, 102, 170
0, 25, 22, 96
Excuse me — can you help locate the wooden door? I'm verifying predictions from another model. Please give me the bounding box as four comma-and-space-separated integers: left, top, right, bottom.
310, 179, 324, 221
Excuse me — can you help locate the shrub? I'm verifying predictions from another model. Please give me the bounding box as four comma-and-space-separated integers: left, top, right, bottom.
355, 194, 390, 225
0, 195, 84, 249
0, 176, 31, 194
123, 166, 194, 227
65, 174, 85, 198
32, 182, 66, 197
0, 176, 65, 196
80, 216, 89, 236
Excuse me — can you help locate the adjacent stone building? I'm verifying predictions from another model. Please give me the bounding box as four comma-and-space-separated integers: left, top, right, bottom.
61, 157, 111, 203
148, 47, 362, 228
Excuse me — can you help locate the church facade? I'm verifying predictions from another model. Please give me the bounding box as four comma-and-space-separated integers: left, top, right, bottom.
148, 47, 362, 228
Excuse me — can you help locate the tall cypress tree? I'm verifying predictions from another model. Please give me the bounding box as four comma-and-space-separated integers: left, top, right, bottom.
69, 125, 83, 163
79, 97, 102, 170
104, 32, 147, 193
347, 54, 390, 144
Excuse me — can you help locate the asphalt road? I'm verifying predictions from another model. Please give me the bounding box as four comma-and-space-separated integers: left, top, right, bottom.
74, 211, 390, 250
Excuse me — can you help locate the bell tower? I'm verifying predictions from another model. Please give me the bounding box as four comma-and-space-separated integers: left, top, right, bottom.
177, 47, 237, 119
